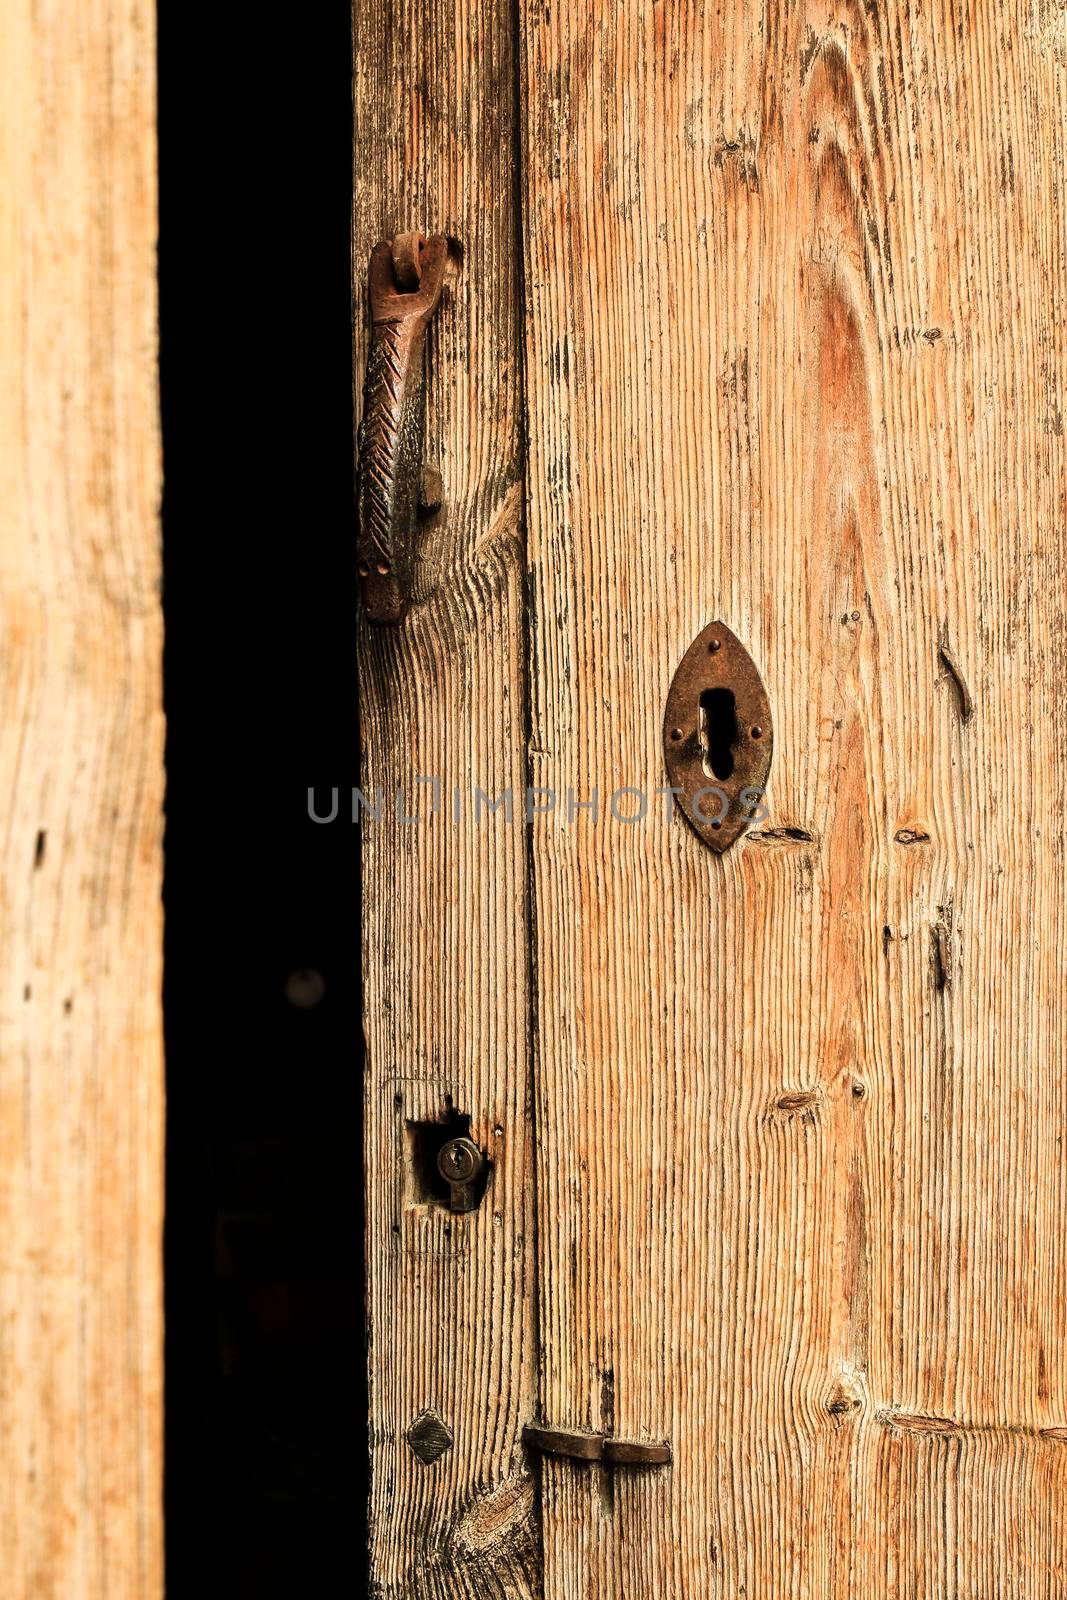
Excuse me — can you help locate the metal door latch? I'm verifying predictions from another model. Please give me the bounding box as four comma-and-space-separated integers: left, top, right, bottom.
522, 1424, 671, 1467
663, 620, 773, 853
356, 231, 449, 624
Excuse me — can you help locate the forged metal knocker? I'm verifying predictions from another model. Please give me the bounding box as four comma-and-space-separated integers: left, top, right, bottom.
356, 232, 450, 624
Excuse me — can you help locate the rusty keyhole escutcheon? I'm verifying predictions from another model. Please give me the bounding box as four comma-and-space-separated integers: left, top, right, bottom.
663, 621, 773, 853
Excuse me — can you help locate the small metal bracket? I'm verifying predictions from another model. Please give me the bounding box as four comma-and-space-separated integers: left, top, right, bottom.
663, 620, 773, 853
522, 1424, 671, 1467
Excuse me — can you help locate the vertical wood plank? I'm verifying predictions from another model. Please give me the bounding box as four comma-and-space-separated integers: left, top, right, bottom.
353, 3, 541, 1594
518, 0, 1067, 1592
0, 0, 163, 1594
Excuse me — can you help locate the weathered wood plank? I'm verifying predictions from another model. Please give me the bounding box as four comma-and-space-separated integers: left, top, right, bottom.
0, 0, 163, 1593
353, 3, 540, 1594
518, 0, 1066, 1592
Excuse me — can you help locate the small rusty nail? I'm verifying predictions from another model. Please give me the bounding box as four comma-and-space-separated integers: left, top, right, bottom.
376, 562, 391, 576
358, 562, 370, 577
751, 725, 763, 739
709, 639, 721, 653
670, 727, 683, 741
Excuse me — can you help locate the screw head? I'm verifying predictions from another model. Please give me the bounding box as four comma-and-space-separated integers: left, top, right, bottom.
437, 1136, 481, 1184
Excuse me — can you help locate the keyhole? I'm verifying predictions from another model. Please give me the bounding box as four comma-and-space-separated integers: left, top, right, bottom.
699, 687, 738, 781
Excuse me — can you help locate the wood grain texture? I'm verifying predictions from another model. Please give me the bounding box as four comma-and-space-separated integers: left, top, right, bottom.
518, 0, 1066, 1594
0, 0, 163, 1594
354, 3, 541, 1594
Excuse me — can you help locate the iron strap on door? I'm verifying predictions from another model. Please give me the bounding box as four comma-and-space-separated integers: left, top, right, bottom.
522, 1425, 671, 1468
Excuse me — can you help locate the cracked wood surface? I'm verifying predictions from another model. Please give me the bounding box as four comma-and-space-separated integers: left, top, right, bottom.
518, 0, 1066, 1594
354, 2, 540, 1595
0, 0, 163, 1593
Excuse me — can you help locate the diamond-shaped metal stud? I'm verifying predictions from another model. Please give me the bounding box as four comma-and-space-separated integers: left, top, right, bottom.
406, 1409, 453, 1464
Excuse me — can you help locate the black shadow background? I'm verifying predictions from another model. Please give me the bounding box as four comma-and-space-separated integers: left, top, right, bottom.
159, 4, 366, 1592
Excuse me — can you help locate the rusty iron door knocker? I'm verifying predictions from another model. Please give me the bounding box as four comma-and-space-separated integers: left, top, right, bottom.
356, 232, 449, 624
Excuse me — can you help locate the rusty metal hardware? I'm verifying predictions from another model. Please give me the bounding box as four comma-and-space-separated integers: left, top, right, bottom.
663, 620, 773, 854
356, 232, 449, 624
436, 1135, 485, 1213
522, 1425, 671, 1467
406, 1409, 453, 1464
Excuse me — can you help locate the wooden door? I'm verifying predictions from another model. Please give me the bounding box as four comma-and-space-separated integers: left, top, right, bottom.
356, 3, 1067, 1595
1, 0, 162, 1595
